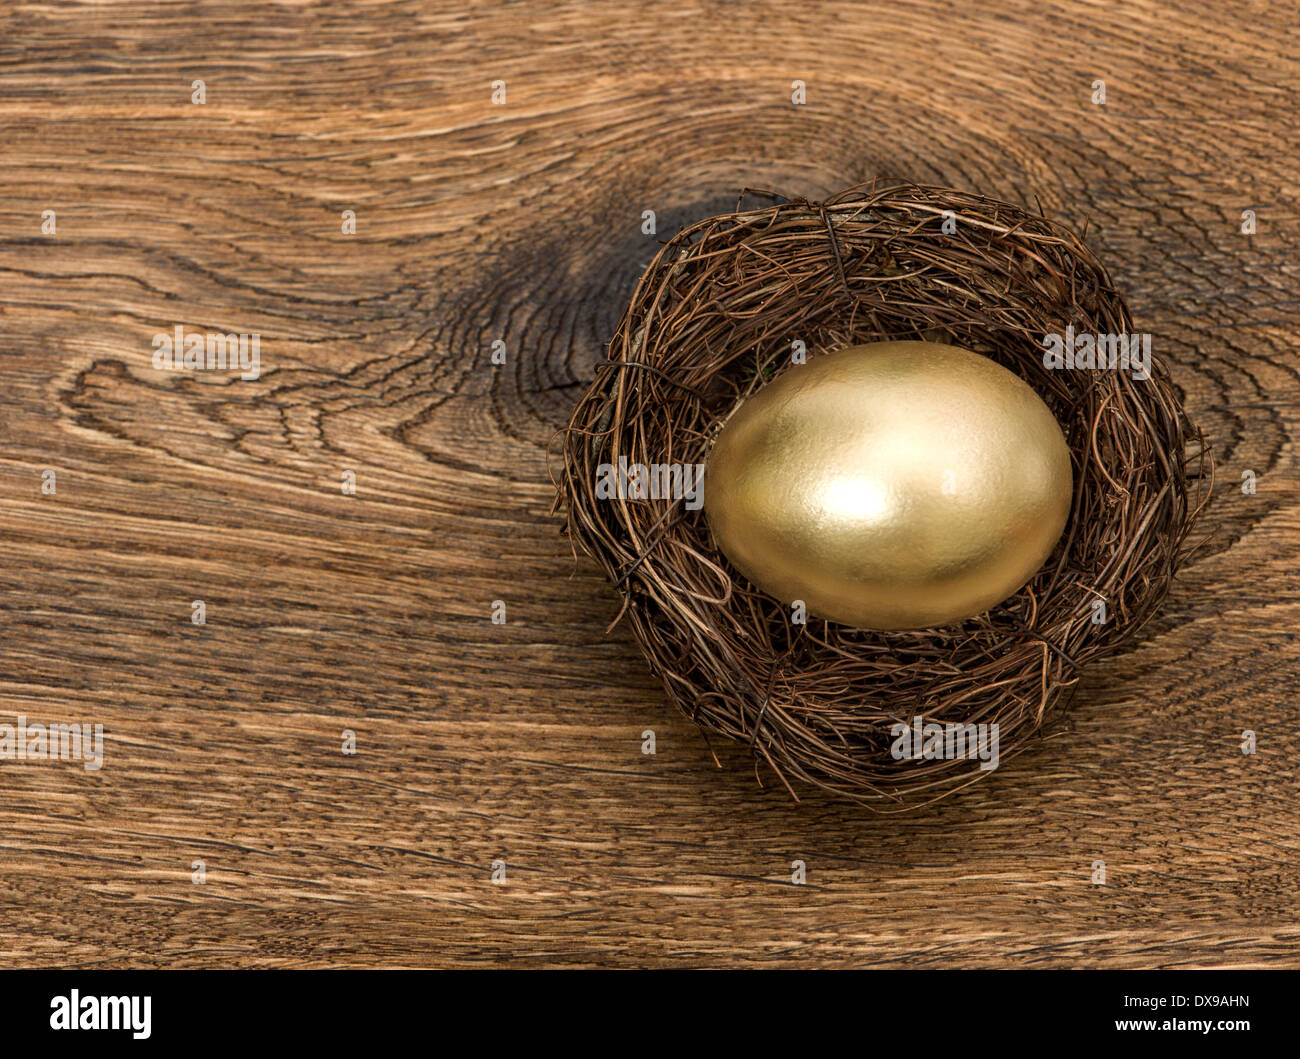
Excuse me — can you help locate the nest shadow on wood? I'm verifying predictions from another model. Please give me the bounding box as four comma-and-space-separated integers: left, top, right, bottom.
552, 181, 1212, 810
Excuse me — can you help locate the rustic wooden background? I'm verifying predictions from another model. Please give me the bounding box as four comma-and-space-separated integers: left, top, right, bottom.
0, 0, 1296, 968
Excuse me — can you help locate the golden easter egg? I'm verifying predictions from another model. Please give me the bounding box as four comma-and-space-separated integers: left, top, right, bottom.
704, 341, 1073, 630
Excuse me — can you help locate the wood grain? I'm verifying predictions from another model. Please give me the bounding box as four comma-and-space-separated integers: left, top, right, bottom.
0, 0, 1297, 967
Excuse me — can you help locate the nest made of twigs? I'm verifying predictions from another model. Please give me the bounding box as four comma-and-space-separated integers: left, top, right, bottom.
552, 181, 1212, 810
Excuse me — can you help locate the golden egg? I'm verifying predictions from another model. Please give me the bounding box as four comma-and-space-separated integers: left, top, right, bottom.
704, 341, 1073, 630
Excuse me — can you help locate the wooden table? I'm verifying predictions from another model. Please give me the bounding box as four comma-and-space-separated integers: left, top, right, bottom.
1, 0, 1296, 968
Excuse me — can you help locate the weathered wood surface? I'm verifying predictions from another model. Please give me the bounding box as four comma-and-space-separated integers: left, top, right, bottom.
0, 0, 1297, 967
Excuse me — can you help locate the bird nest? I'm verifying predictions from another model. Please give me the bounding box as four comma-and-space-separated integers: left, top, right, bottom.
552, 181, 1212, 810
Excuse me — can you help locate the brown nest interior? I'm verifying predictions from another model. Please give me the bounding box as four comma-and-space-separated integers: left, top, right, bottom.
553, 181, 1212, 810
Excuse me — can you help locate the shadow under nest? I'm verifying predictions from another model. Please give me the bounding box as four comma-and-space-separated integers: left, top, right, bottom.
553, 181, 1212, 811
